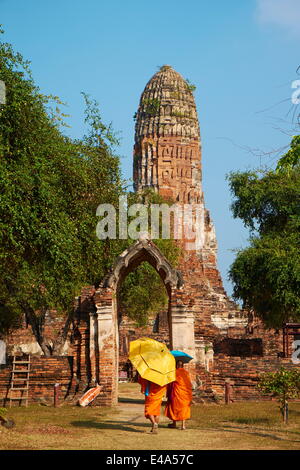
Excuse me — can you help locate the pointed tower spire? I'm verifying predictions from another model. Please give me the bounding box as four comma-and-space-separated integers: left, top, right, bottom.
133, 65, 202, 205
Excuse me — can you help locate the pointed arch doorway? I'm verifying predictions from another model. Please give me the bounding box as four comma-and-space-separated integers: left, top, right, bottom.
89, 239, 195, 406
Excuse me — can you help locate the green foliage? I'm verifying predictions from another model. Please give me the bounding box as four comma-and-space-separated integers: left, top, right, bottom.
0, 304, 22, 336
229, 234, 300, 327
185, 79, 196, 93
158, 65, 172, 72
170, 90, 181, 100
258, 368, 300, 422
228, 167, 300, 235
227, 138, 300, 327
0, 32, 125, 350
119, 262, 168, 327
276, 135, 300, 173
142, 98, 161, 116
0, 32, 181, 347
171, 110, 191, 118
118, 189, 181, 326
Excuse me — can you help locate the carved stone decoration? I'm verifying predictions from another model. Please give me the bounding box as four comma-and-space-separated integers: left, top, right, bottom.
132, 65, 218, 257
133, 66, 202, 200
101, 238, 183, 291
170, 303, 196, 359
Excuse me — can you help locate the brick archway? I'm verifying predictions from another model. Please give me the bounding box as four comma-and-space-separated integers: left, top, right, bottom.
90, 238, 195, 406
103, 238, 183, 292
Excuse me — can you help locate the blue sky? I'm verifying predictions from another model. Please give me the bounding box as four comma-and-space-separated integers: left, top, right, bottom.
1, 0, 299, 295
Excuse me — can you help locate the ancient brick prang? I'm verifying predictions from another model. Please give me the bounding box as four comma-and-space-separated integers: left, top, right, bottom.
133, 65, 248, 341
2, 66, 299, 408
133, 65, 202, 206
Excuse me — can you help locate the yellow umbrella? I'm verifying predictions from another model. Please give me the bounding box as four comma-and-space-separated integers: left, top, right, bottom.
129, 337, 176, 386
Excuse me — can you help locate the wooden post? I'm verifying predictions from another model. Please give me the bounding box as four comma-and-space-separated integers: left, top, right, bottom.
54, 383, 60, 407
225, 379, 233, 404
283, 401, 289, 425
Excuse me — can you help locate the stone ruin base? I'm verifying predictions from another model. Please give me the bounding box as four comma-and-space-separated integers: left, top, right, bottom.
1, 354, 298, 407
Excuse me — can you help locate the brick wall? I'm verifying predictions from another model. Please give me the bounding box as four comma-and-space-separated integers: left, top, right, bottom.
0, 356, 73, 406
206, 356, 300, 401
6, 311, 69, 355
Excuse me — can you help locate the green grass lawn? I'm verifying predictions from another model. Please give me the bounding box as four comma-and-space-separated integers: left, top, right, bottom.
0, 383, 299, 450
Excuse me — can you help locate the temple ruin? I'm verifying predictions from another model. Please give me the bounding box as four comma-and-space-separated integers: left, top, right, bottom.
1, 66, 298, 406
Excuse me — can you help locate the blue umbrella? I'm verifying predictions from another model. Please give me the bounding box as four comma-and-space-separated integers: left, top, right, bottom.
170, 350, 193, 363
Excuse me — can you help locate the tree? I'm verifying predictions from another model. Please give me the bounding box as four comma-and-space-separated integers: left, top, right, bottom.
0, 32, 181, 351
0, 32, 125, 354
276, 135, 300, 173
258, 368, 300, 424
227, 136, 300, 328
0, 304, 22, 338
119, 262, 169, 327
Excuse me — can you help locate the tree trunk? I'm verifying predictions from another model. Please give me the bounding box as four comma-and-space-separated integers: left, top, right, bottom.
284, 401, 289, 425
51, 311, 74, 355
4, 281, 70, 356
20, 302, 52, 356
281, 398, 289, 424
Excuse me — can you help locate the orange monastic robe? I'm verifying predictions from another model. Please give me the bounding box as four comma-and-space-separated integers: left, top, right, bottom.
138, 376, 167, 418
165, 367, 192, 421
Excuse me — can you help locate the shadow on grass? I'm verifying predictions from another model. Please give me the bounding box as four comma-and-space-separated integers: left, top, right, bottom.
224, 408, 300, 431
118, 397, 144, 404
71, 419, 149, 433
228, 417, 271, 425
220, 424, 300, 443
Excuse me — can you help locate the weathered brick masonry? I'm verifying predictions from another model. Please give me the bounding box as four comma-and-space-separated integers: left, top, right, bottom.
0, 356, 73, 406
209, 356, 297, 401
1, 65, 299, 406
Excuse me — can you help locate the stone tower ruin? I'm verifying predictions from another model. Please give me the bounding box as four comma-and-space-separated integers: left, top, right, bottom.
2, 66, 291, 408
132, 65, 248, 351
133, 65, 202, 204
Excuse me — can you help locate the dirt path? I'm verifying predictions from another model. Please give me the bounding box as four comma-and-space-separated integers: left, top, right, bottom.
102, 386, 300, 450
95, 400, 296, 450
1, 385, 300, 450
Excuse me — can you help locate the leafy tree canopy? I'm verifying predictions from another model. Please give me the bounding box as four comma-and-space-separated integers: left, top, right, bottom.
0, 31, 180, 348
119, 262, 169, 327
0, 31, 125, 351
276, 135, 300, 173
227, 136, 300, 328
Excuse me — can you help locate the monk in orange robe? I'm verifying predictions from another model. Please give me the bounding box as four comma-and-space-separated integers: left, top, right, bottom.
165, 360, 193, 430
138, 375, 167, 433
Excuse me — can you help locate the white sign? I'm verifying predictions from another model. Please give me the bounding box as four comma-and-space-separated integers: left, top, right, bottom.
292, 340, 300, 364
0, 340, 6, 364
